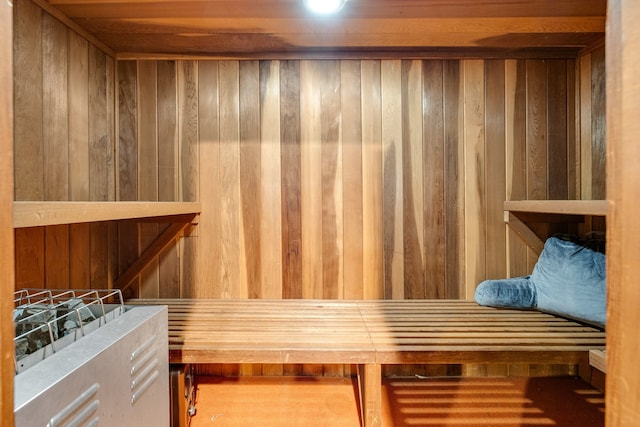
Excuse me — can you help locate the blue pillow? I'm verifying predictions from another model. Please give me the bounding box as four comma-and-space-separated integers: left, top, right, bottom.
474, 236, 606, 328
475, 276, 536, 309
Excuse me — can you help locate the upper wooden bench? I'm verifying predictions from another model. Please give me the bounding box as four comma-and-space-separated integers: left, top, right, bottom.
130, 298, 606, 427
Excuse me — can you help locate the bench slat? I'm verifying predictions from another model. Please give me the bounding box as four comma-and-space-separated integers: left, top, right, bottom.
129, 299, 606, 366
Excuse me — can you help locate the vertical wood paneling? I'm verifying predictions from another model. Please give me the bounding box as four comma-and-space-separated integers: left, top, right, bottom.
45, 225, 70, 289
381, 60, 404, 300
157, 60, 181, 298
89, 45, 109, 202
320, 60, 343, 301
463, 60, 485, 300
443, 60, 464, 299
402, 60, 424, 300
547, 60, 569, 200
590, 47, 606, 200
361, 60, 384, 300
138, 60, 159, 298
239, 61, 261, 299
0, 0, 12, 419
43, 13, 69, 201
505, 60, 529, 279
484, 60, 507, 281
70, 223, 90, 289
179, 61, 199, 203
218, 61, 241, 299
260, 61, 283, 300
68, 32, 89, 201
13, 18, 602, 375
579, 54, 592, 199
196, 61, 220, 298
280, 60, 302, 300
260, 61, 283, 377
423, 60, 446, 298
117, 60, 139, 297
526, 60, 549, 201
14, 0, 43, 201
15, 228, 45, 289
178, 60, 199, 296
300, 61, 323, 299
341, 60, 363, 300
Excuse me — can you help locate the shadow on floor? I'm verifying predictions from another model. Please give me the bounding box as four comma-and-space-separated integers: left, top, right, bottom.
188, 375, 604, 427
383, 376, 604, 427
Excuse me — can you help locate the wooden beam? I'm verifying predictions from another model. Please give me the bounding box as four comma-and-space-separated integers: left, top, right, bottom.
504, 211, 544, 255
29, 0, 115, 57
0, 0, 14, 423
114, 219, 195, 292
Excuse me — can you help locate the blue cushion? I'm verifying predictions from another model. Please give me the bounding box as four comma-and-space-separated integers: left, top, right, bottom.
474, 236, 606, 328
475, 276, 536, 309
532, 236, 606, 327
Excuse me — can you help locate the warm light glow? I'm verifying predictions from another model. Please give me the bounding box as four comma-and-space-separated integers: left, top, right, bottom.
304, 0, 347, 15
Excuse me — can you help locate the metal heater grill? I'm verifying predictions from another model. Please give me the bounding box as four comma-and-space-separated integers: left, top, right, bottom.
13, 288, 169, 427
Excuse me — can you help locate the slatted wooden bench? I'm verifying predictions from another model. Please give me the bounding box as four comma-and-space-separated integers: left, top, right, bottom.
130, 299, 606, 427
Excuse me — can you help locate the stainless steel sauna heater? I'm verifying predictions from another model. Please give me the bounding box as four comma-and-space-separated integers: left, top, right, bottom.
13, 288, 169, 426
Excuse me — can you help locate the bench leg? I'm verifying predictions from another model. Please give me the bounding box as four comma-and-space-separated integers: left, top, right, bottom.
358, 364, 382, 427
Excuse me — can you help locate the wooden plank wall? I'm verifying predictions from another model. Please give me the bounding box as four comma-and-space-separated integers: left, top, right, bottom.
13, 0, 117, 290
11, 2, 607, 378
12, 11, 606, 299
1, 0, 14, 423
116, 57, 589, 302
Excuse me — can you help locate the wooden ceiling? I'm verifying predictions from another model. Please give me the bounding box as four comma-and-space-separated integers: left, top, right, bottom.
43, 0, 606, 57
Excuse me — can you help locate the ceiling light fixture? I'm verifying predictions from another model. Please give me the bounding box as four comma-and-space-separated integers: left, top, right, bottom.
303, 0, 348, 15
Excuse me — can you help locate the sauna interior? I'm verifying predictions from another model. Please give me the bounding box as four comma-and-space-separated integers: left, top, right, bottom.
2, 0, 640, 426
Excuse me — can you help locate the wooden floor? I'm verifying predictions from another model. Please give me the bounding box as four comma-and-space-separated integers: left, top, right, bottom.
188, 376, 604, 427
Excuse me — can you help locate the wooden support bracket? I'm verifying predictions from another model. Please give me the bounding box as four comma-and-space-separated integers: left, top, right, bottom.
505, 211, 545, 255
115, 215, 196, 292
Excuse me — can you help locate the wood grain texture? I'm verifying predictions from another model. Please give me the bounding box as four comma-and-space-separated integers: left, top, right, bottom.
300, 60, 323, 300
14, 0, 43, 201
320, 60, 343, 301
606, 1, 640, 425
341, 60, 363, 300
590, 47, 606, 200
196, 60, 220, 298
484, 60, 506, 281
15, 45, 598, 324
462, 60, 486, 300
547, 60, 568, 200
239, 60, 261, 299
259, 61, 283, 300
218, 61, 241, 299
69, 32, 89, 201
361, 60, 384, 300
422, 60, 446, 298
402, 60, 424, 300
443, 60, 464, 299
0, 0, 13, 419
505, 60, 529, 278
280, 60, 302, 300
43, 13, 69, 201
381, 60, 404, 300
44, 0, 605, 56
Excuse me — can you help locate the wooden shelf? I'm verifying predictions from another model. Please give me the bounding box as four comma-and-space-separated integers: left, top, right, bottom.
504, 200, 607, 216
13, 201, 201, 228
504, 200, 606, 254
